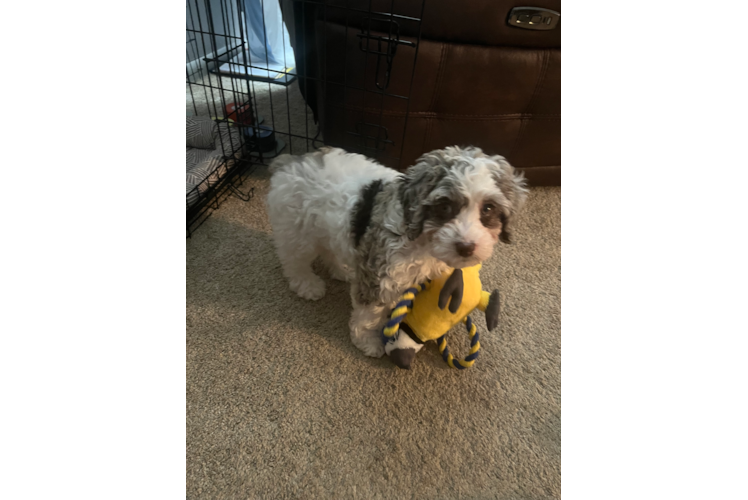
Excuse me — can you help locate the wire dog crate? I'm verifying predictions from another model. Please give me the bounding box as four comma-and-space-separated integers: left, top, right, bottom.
186, 0, 427, 236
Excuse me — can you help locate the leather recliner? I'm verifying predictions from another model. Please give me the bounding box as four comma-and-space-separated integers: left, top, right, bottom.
286, 0, 560, 185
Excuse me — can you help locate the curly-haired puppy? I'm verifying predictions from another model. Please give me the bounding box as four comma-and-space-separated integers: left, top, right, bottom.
266, 146, 528, 360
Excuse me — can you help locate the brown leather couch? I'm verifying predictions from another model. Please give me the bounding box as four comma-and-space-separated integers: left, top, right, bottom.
287, 0, 560, 185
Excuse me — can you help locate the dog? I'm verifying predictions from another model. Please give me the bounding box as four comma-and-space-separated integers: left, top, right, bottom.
266, 146, 528, 362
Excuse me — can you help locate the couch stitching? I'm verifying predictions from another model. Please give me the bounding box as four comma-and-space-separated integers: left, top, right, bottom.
326, 103, 560, 119
508, 49, 550, 158
430, 43, 448, 112
422, 117, 432, 153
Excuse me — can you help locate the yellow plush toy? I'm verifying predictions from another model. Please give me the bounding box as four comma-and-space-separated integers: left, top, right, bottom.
382, 264, 500, 370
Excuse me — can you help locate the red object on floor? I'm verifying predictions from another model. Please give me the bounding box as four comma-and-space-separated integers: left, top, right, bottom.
225, 102, 254, 125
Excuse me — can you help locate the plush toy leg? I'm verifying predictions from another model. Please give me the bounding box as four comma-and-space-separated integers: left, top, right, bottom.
381, 283, 428, 369
385, 326, 424, 370
485, 290, 500, 331
438, 268, 464, 313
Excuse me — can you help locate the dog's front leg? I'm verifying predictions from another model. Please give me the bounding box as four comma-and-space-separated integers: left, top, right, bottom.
348, 298, 388, 358
348, 260, 407, 357
348, 280, 407, 358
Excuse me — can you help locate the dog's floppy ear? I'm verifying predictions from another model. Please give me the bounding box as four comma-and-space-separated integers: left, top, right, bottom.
487, 155, 529, 244
399, 156, 448, 240
498, 214, 513, 244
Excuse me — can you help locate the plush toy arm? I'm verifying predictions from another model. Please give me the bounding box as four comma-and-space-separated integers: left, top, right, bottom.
438, 268, 464, 313
479, 289, 501, 331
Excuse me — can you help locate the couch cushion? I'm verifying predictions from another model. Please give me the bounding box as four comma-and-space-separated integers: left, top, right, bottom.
316, 21, 560, 184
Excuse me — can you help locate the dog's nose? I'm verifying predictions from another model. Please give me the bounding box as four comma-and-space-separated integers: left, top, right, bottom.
455, 241, 476, 257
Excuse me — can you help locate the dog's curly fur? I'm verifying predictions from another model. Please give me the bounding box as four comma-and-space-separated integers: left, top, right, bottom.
266, 146, 528, 358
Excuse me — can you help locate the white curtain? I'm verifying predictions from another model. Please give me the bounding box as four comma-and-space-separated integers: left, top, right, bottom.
219, 0, 296, 81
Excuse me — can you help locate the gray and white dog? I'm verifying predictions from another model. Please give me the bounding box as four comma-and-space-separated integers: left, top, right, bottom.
266, 146, 528, 362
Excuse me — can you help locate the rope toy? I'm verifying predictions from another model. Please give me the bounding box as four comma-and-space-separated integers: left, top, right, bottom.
381, 264, 500, 370
438, 316, 481, 369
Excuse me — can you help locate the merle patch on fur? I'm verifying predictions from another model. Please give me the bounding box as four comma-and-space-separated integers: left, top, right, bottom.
427, 195, 468, 225
399, 162, 452, 240
498, 213, 512, 243
351, 179, 384, 246
479, 201, 502, 229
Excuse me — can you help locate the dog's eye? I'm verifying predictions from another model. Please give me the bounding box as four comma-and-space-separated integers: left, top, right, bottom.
480, 202, 501, 228
433, 201, 453, 219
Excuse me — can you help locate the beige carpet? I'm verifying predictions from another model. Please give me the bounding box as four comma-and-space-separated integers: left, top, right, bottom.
186, 170, 560, 499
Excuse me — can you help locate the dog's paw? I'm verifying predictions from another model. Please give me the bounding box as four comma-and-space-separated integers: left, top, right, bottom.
289, 276, 326, 301
330, 267, 349, 282
358, 341, 385, 358
351, 334, 385, 358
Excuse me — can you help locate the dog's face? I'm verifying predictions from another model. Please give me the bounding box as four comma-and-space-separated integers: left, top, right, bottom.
400, 147, 528, 269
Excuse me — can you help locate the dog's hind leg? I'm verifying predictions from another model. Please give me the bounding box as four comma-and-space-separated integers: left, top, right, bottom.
275, 241, 326, 301
319, 249, 352, 282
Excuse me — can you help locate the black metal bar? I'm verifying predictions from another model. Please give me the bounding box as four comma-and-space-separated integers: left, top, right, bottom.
356, 0, 375, 155
189, 158, 240, 219
234, 0, 264, 159
302, 0, 309, 151
185, 80, 251, 98
217, 0, 245, 155
199, 61, 413, 100
231, 3, 250, 155
186, 28, 243, 40
208, 40, 246, 67
205, 0, 238, 158
186, 24, 200, 115
342, 0, 350, 148
187, 67, 199, 115
202, 119, 403, 159
187, 0, 210, 105
322, 0, 328, 152
191, 0, 221, 120
397, 0, 427, 169
278, 0, 293, 152
356, 33, 414, 49
187, 0, 429, 235
186, 0, 259, 236
258, 0, 279, 163
372, 0, 397, 156
185, 5, 200, 84
221, 0, 244, 139
227, 0, 254, 164
357, 17, 405, 90
228, 183, 254, 202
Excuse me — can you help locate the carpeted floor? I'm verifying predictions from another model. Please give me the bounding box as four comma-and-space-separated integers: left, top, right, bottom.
186, 168, 560, 499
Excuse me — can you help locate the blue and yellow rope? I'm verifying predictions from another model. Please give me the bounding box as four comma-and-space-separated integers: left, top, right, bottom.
382, 283, 481, 369
381, 283, 427, 343
437, 317, 480, 369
